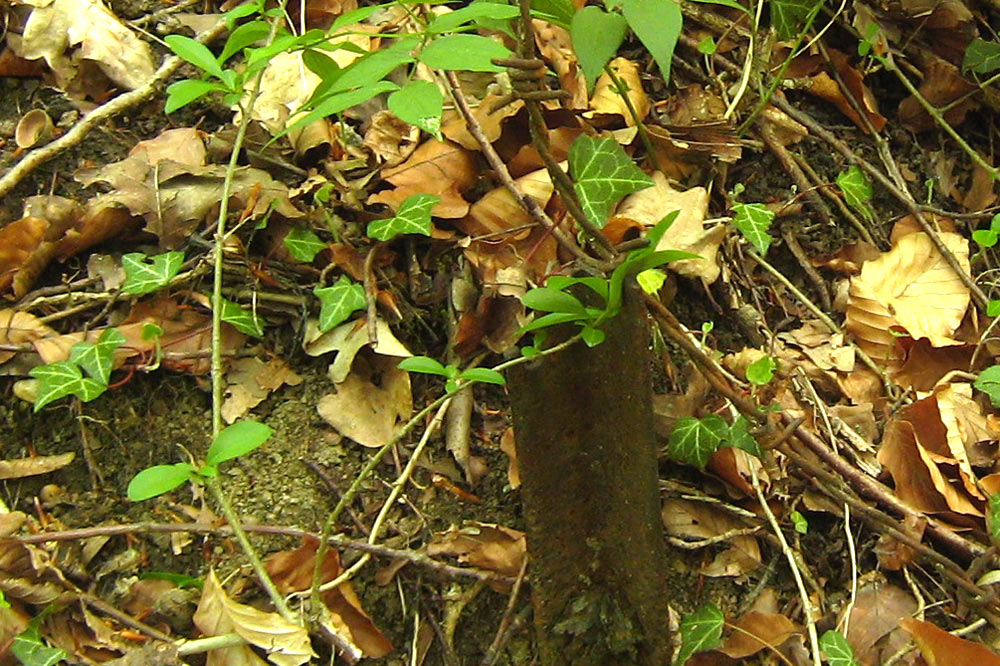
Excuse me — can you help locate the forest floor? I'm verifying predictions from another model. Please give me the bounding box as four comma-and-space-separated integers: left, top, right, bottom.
2, 0, 1000, 664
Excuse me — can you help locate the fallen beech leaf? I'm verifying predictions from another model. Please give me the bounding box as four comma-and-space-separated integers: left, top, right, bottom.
428, 522, 526, 579
266, 540, 392, 659
0, 309, 55, 366
303, 317, 411, 378
460, 167, 554, 239
899, 59, 978, 133
534, 20, 587, 110
194, 569, 314, 666
661, 498, 760, 576
222, 358, 303, 424
0, 452, 74, 479
317, 352, 412, 447
844, 582, 916, 665
846, 230, 969, 372
901, 617, 1000, 665
0, 217, 50, 295
10, 0, 155, 93
368, 139, 477, 218
585, 57, 650, 126
442, 93, 524, 150
364, 110, 420, 166
719, 610, 800, 658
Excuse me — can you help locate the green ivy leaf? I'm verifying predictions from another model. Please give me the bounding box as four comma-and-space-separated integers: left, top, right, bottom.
427, 3, 520, 33
770, 0, 823, 40
219, 297, 264, 337
836, 166, 874, 222
122, 251, 184, 295
964, 38, 1000, 74
976, 365, 1000, 407
746, 355, 776, 385
10, 626, 67, 666
283, 227, 326, 262
569, 135, 654, 228
29, 361, 107, 411
727, 415, 763, 459
399, 356, 451, 377
69, 328, 125, 385
790, 510, 809, 534
206, 420, 273, 467
459, 367, 507, 386
667, 415, 728, 469
731, 203, 774, 255
418, 34, 513, 72
820, 630, 860, 666
164, 34, 226, 79
127, 463, 196, 501
388, 81, 444, 140
570, 7, 628, 91
622, 0, 682, 84
314, 275, 366, 332
676, 603, 724, 666
367, 193, 439, 241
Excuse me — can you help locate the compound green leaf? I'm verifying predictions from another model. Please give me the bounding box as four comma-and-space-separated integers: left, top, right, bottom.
164, 34, 226, 79
571, 6, 628, 91
122, 251, 184, 295
964, 38, 1000, 74
975, 365, 1000, 407
207, 420, 273, 467
622, 0, 681, 83
127, 463, 196, 502
427, 3, 520, 33
388, 81, 444, 140
770, 0, 822, 40
667, 415, 728, 469
418, 34, 513, 72
836, 166, 874, 222
569, 135, 654, 228
29, 361, 107, 411
368, 193, 440, 241
283, 227, 327, 262
314, 275, 366, 332
731, 203, 774, 255
820, 630, 860, 666
219, 297, 264, 337
676, 603, 724, 666
70, 327, 125, 384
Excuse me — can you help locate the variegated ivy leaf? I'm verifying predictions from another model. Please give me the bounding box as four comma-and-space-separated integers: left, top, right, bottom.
29, 361, 107, 411
569, 136, 654, 228
314, 275, 366, 332
820, 630, 860, 666
219, 297, 264, 337
122, 251, 184, 295
667, 415, 728, 469
367, 193, 440, 241
836, 166, 874, 222
69, 328, 125, 385
732, 203, 774, 255
283, 227, 326, 263
676, 603, 724, 666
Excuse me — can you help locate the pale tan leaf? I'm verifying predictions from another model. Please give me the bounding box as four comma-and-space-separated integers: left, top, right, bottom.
936, 383, 993, 490
193, 569, 313, 666
585, 58, 650, 126
0, 309, 55, 366
427, 522, 526, 579
846, 230, 969, 371
317, 353, 412, 447
0, 453, 74, 480
719, 610, 800, 658
222, 358, 303, 424
368, 139, 477, 218
461, 167, 554, 238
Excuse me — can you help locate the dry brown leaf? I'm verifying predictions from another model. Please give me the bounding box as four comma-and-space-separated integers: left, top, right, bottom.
10, 0, 155, 93
845, 230, 969, 372
661, 498, 760, 576
719, 610, 800, 658
368, 139, 477, 218
460, 167, 554, 239
0, 452, 74, 480
534, 20, 587, 110
266, 540, 392, 659
364, 110, 420, 166
222, 358, 303, 424
0, 309, 54, 366
303, 317, 411, 379
899, 59, 978, 133
901, 617, 1000, 666
194, 569, 313, 666
844, 582, 917, 665
427, 522, 526, 579
499, 427, 520, 489
316, 352, 412, 447
0, 217, 50, 296
586, 58, 650, 126
964, 162, 997, 211
442, 93, 524, 150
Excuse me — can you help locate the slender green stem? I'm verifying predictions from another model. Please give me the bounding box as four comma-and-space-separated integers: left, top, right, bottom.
601, 62, 663, 174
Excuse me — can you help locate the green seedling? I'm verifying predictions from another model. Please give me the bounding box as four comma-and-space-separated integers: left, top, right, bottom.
398, 356, 506, 394
746, 355, 776, 386
972, 212, 1000, 249
820, 629, 860, 666
127, 420, 273, 501
790, 510, 809, 534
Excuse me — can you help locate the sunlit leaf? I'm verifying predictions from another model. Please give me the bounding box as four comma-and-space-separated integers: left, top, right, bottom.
69, 327, 125, 385
206, 420, 273, 467
667, 415, 728, 469
976, 366, 1000, 407
127, 463, 196, 501
367, 193, 439, 241
164, 34, 226, 79
746, 356, 776, 385
314, 276, 366, 332
459, 367, 507, 385
388, 80, 444, 140
122, 251, 185, 295
731, 203, 774, 255
427, 3, 520, 33
398, 356, 450, 377
569, 135, 654, 228
29, 361, 107, 411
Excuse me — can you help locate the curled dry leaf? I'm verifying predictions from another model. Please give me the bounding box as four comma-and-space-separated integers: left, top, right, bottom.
661, 498, 761, 577
534, 20, 587, 110
845, 229, 969, 372
9, 0, 156, 94
364, 110, 420, 167
368, 139, 477, 218
428, 522, 526, 582
303, 317, 411, 380
0, 216, 51, 296
194, 569, 314, 666
442, 93, 524, 151
0, 309, 55, 366
585, 58, 650, 126
15, 109, 55, 149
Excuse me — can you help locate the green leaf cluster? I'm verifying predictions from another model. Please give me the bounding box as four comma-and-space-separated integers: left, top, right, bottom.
127, 421, 273, 501
28, 328, 125, 411
667, 414, 762, 469
398, 356, 506, 394
518, 211, 696, 353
